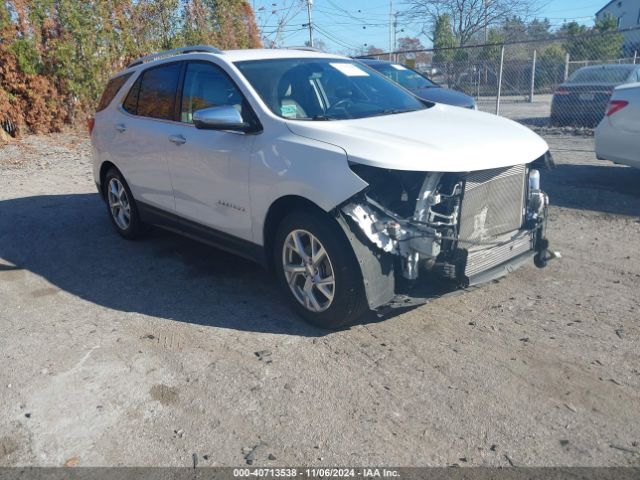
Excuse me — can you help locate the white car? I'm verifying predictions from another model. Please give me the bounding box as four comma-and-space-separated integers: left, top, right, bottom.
91, 45, 553, 329
596, 82, 640, 168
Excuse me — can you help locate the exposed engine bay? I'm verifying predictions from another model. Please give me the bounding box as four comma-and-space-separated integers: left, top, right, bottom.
341, 153, 554, 291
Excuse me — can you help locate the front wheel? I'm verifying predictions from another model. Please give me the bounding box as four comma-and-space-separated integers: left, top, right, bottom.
274, 210, 368, 329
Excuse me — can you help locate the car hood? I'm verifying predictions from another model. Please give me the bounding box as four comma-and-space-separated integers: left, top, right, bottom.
412, 86, 475, 108
285, 104, 549, 172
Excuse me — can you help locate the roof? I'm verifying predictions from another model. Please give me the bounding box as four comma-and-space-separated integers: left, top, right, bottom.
596, 0, 617, 17
117, 47, 349, 77
222, 48, 345, 62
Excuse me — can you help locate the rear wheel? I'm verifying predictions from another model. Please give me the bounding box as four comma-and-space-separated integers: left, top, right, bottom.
104, 168, 145, 239
274, 210, 368, 329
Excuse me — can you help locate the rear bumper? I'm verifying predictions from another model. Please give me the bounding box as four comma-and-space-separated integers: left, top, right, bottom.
551, 100, 608, 123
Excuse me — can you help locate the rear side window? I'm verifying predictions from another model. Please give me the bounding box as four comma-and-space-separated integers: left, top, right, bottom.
97, 73, 132, 112
569, 67, 635, 84
123, 62, 181, 120
122, 76, 141, 114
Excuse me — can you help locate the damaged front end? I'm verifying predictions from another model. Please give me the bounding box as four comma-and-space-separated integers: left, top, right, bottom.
339, 154, 555, 309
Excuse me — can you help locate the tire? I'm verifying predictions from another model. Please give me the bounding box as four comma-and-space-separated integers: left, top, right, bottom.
104, 168, 146, 240
273, 210, 368, 329
549, 114, 564, 127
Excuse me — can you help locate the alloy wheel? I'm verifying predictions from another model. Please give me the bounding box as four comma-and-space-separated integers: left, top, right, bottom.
107, 178, 131, 230
282, 229, 335, 313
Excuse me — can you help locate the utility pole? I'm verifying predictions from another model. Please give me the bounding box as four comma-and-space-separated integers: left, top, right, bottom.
495, 45, 505, 115
389, 0, 393, 60
306, 0, 314, 47
393, 11, 399, 52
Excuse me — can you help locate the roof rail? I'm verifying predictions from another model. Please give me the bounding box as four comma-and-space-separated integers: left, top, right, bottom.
286, 46, 324, 52
127, 45, 223, 68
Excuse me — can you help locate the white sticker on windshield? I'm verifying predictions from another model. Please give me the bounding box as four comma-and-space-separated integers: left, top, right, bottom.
391, 64, 408, 70
330, 62, 370, 77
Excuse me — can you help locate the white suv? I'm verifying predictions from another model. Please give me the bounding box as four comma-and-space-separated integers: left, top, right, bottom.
91, 46, 554, 329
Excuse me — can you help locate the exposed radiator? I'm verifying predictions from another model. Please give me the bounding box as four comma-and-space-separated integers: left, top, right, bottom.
458, 164, 527, 242
464, 230, 534, 278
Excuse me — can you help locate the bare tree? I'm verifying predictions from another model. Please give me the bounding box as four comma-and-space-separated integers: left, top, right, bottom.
254, 0, 305, 47
408, 0, 544, 47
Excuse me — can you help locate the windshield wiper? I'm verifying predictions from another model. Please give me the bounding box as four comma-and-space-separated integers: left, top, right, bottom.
312, 114, 337, 121
375, 108, 415, 117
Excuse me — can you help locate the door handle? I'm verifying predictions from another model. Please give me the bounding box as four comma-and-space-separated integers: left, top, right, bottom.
168, 134, 186, 145
115, 123, 126, 133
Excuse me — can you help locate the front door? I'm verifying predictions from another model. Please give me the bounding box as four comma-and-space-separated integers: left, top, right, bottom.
166, 61, 257, 242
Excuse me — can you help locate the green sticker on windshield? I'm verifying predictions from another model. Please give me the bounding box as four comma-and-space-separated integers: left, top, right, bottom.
281, 104, 298, 118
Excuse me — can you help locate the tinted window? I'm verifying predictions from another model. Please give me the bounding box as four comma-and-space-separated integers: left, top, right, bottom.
369, 63, 437, 91
122, 76, 141, 115
180, 62, 245, 123
136, 62, 182, 120
97, 73, 132, 112
235, 58, 426, 121
569, 67, 635, 84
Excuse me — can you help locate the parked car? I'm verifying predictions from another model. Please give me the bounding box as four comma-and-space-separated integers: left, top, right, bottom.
358, 58, 477, 109
551, 64, 640, 127
595, 82, 640, 168
91, 46, 553, 329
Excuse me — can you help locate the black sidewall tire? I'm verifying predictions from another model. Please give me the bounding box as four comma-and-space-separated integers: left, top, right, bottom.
104, 168, 145, 240
274, 211, 368, 330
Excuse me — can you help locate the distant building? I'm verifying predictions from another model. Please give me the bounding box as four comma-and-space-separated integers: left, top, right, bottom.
596, 0, 640, 54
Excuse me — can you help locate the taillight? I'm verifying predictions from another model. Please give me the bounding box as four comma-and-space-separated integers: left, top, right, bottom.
554, 87, 570, 96
87, 117, 95, 135
606, 100, 628, 117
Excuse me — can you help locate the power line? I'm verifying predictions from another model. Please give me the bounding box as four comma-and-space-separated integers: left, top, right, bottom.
313, 23, 359, 50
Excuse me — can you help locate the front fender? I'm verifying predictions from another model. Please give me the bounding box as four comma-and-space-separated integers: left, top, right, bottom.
249, 132, 367, 245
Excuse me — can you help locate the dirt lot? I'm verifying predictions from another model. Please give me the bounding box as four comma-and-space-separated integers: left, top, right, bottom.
0, 130, 639, 467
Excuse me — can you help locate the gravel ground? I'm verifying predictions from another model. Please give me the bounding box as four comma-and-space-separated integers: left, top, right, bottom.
0, 130, 639, 468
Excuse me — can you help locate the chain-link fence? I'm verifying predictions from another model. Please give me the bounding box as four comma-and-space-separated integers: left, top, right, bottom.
359, 26, 640, 128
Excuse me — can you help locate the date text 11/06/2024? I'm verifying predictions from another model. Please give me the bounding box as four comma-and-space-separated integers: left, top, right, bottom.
233, 468, 400, 477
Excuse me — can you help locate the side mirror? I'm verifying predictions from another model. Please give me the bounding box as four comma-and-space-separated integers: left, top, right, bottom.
193, 106, 248, 131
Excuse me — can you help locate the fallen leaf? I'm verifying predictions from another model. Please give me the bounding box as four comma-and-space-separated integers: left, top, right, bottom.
64, 457, 79, 467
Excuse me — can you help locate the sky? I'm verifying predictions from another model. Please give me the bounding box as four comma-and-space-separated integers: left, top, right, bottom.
250, 0, 606, 54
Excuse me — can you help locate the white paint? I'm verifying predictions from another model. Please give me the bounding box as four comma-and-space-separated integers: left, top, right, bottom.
286, 105, 549, 172
595, 82, 640, 168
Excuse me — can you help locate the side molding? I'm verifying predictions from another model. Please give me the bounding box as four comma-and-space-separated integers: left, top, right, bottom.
137, 202, 266, 266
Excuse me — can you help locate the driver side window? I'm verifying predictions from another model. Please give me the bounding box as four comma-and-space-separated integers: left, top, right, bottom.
180, 62, 245, 124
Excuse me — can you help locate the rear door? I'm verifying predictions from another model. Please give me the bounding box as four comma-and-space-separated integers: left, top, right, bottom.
110, 61, 183, 212
166, 60, 257, 242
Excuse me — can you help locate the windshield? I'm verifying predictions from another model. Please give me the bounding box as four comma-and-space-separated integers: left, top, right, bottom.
234, 58, 427, 120
569, 67, 634, 84
368, 63, 438, 91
